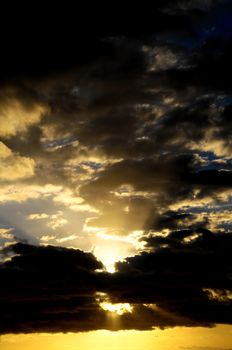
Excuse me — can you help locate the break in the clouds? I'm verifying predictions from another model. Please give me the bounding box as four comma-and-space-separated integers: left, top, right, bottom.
0, 0, 232, 334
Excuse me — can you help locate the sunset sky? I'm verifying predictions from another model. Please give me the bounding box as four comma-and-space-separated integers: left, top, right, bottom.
1, 1, 232, 349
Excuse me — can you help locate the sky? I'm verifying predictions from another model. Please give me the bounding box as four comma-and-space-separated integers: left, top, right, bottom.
0, 1, 232, 349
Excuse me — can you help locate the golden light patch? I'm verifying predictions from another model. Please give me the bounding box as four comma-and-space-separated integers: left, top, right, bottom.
204, 288, 232, 302
40, 235, 57, 242
28, 213, 49, 220
46, 211, 68, 230
95, 246, 118, 273
100, 302, 133, 315
0, 93, 47, 138
56, 234, 77, 243
0, 227, 13, 239
84, 222, 144, 273
53, 190, 97, 213
0, 142, 35, 181
183, 233, 202, 243
0, 184, 62, 203
96, 292, 133, 316
93, 242, 131, 273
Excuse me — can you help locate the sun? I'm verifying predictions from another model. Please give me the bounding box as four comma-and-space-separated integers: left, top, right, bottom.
93, 243, 127, 273
90, 230, 142, 273
93, 246, 119, 272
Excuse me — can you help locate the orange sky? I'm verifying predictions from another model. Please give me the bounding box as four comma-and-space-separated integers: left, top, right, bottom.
1, 325, 232, 350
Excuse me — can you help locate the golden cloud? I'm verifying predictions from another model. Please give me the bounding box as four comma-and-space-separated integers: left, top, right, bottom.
0, 142, 35, 181
0, 90, 47, 138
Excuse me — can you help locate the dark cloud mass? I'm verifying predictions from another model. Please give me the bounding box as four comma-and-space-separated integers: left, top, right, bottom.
0, 0, 232, 336
0, 229, 232, 334
113, 228, 232, 324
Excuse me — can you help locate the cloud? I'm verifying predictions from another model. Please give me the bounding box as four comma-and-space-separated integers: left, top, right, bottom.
0, 228, 13, 239
28, 213, 49, 220
161, 0, 224, 13
0, 243, 105, 334
0, 184, 62, 203
0, 243, 174, 334
111, 228, 232, 327
0, 87, 47, 138
0, 228, 231, 334
0, 142, 35, 181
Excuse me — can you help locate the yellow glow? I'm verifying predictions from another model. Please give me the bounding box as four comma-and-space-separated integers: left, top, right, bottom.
97, 291, 133, 316
1, 325, 232, 350
0, 95, 47, 138
100, 254, 117, 273
204, 288, 232, 302
85, 228, 144, 273
94, 246, 123, 273
100, 302, 133, 315
105, 262, 116, 273
0, 228, 13, 239
0, 184, 62, 203
28, 213, 49, 220
183, 233, 201, 243
0, 142, 35, 181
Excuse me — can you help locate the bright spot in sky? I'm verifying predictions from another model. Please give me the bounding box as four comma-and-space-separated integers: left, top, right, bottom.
100, 302, 133, 315
94, 247, 118, 272
94, 244, 128, 273
101, 255, 117, 273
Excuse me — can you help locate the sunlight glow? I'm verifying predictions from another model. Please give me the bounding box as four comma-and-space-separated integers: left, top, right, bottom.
100, 302, 133, 315
90, 229, 145, 273
1, 325, 232, 350
94, 244, 127, 273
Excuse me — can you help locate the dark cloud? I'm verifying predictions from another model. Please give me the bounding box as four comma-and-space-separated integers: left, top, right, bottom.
0, 0, 199, 83
0, 228, 232, 334
0, 242, 196, 333
110, 229, 232, 325
0, 243, 103, 334
80, 154, 232, 231
145, 211, 195, 231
